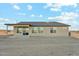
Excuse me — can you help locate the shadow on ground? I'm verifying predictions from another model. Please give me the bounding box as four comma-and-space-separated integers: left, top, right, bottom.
0, 36, 79, 56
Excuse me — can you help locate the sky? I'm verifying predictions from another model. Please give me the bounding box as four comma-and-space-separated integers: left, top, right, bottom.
0, 3, 79, 30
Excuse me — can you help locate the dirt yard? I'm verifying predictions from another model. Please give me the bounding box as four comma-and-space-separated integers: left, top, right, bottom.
0, 30, 7, 35
0, 36, 79, 56
71, 31, 79, 38
0, 30, 14, 35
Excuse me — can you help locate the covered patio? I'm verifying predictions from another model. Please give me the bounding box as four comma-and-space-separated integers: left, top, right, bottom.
5, 24, 31, 35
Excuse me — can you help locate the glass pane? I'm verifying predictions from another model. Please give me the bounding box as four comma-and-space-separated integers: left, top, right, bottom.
33, 27, 38, 30
39, 27, 44, 30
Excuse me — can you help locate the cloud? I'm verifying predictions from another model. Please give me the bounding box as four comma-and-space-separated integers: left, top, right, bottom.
18, 13, 26, 16
49, 12, 79, 20
50, 8, 61, 11
30, 14, 35, 17
44, 3, 77, 11
0, 24, 6, 30
44, 3, 62, 11
39, 15, 43, 17
44, 3, 77, 8
59, 12, 79, 20
0, 18, 16, 23
13, 4, 20, 10
30, 14, 44, 18
48, 17, 54, 20
59, 3, 77, 7
30, 14, 43, 18
0, 18, 9, 22
44, 3, 60, 8
0, 18, 9, 29
44, 3, 53, 9
48, 12, 79, 30
27, 5, 32, 10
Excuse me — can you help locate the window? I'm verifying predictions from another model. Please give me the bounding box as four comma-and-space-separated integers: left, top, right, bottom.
32, 27, 44, 33
38, 27, 44, 33
50, 27, 56, 33
32, 27, 38, 33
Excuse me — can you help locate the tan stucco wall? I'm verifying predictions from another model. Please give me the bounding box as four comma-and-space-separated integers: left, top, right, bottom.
54, 27, 69, 36
13, 26, 69, 37
30, 27, 69, 37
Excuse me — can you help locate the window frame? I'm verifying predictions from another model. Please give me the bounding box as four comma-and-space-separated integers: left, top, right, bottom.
32, 27, 44, 33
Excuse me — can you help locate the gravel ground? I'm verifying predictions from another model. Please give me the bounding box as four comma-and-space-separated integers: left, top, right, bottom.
0, 36, 79, 56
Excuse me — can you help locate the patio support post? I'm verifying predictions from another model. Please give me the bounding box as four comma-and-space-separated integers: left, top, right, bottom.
6, 25, 8, 34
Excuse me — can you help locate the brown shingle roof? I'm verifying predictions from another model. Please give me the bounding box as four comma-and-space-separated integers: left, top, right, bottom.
5, 22, 70, 27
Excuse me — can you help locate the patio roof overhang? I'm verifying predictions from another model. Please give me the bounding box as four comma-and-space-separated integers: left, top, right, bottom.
5, 24, 31, 27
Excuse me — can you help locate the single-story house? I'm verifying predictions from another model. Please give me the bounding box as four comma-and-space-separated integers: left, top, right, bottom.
5, 22, 70, 37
